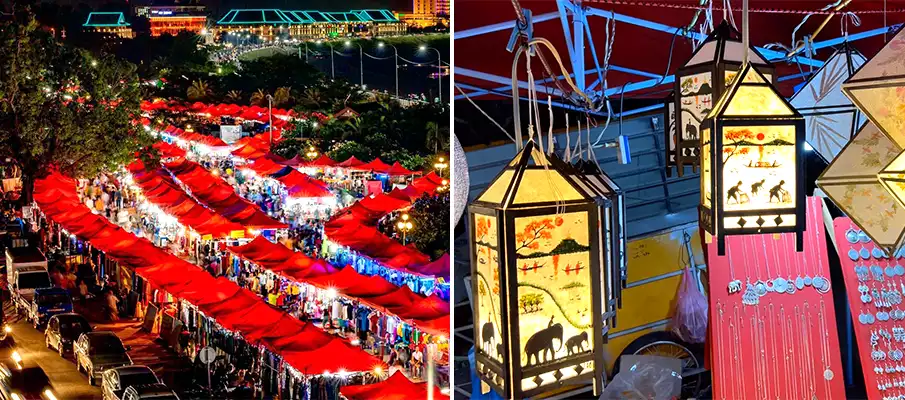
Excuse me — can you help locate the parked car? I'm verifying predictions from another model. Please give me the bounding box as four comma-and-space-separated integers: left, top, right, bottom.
122, 383, 179, 400
102, 366, 160, 400
45, 313, 91, 357
0, 359, 59, 400
28, 287, 72, 329
74, 331, 132, 385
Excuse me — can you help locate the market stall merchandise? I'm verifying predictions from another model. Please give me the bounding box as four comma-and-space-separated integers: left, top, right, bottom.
706, 198, 844, 399
341, 371, 449, 400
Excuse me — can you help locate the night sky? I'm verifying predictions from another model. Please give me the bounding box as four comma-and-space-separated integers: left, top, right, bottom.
65, 0, 413, 15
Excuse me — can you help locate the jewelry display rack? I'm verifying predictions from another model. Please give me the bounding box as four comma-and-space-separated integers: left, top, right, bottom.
834, 216, 905, 400
708, 197, 846, 399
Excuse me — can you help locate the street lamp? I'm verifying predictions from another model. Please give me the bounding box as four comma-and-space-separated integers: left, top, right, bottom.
396, 213, 413, 245
378, 42, 399, 98
318, 40, 334, 79
419, 45, 442, 103
433, 156, 447, 176
345, 40, 364, 87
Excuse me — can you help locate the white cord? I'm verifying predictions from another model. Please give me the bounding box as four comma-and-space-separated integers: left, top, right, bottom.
547, 96, 555, 155
840, 11, 861, 39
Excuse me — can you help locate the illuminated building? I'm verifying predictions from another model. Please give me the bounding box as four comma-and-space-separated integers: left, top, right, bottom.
137, 4, 208, 37
213, 9, 405, 42
398, 0, 449, 28
82, 12, 133, 40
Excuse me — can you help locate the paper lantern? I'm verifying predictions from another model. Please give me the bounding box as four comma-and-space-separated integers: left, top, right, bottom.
673, 20, 776, 177
819, 123, 905, 251
699, 63, 805, 255
790, 43, 867, 163
842, 25, 905, 148
468, 141, 615, 399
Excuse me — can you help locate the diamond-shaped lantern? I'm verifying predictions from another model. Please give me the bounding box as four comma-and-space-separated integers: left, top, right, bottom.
842, 25, 905, 148
818, 123, 905, 251
672, 20, 775, 177
468, 141, 617, 399
790, 43, 867, 163
699, 63, 805, 255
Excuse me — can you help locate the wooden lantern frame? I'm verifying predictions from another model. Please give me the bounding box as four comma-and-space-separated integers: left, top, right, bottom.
699, 64, 806, 255
673, 20, 775, 177
468, 141, 618, 399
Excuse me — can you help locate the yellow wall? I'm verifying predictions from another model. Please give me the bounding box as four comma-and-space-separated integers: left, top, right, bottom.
601, 225, 706, 373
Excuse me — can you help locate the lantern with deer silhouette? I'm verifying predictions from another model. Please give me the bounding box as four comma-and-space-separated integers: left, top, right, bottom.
469, 140, 612, 399
672, 20, 775, 177
700, 63, 806, 255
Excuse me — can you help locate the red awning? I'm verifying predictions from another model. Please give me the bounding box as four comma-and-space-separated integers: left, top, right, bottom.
341, 371, 449, 400
281, 339, 385, 375
336, 156, 366, 169
153, 142, 187, 158
307, 154, 336, 167
276, 170, 332, 199
385, 162, 419, 176
360, 158, 392, 173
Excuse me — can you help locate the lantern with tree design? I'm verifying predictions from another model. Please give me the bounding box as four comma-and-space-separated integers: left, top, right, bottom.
673, 20, 775, 177
699, 63, 805, 255
468, 141, 620, 399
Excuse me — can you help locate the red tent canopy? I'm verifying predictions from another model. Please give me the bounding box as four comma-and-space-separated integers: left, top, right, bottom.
385, 162, 419, 176
127, 160, 245, 238
164, 158, 286, 229
341, 371, 449, 400
276, 170, 332, 199
360, 158, 392, 173
33, 172, 381, 373
336, 156, 366, 169
408, 253, 450, 280
422, 171, 444, 185
153, 142, 187, 158
307, 154, 336, 167
242, 157, 286, 176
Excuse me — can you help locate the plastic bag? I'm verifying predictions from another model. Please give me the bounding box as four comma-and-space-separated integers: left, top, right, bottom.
671, 266, 708, 344
600, 357, 682, 400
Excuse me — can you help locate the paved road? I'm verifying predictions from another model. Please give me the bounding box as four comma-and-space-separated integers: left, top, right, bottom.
5, 311, 102, 400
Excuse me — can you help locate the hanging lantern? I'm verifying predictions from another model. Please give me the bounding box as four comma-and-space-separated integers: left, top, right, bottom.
673, 20, 775, 177
699, 63, 805, 255
664, 92, 679, 177
819, 122, 905, 251
468, 141, 616, 399
842, 25, 905, 148
790, 43, 867, 163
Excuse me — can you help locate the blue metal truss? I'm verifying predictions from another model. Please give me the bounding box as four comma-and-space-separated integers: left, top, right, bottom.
454, 1, 895, 112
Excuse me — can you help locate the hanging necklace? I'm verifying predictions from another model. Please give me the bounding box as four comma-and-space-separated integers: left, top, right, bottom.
770, 235, 788, 294
802, 302, 817, 399
760, 236, 776, 294
757, 305, 771, 400
781, 305, 793, 399
794, 231, 806, 290
769, 303, 780, 400
788, 312, 800, 399
734, 304, 748, 399
846, 223, 860, 244
811, 205, 831, 294
750, 307, 763, 398
717, 302, 728, 400
819, 300, 834, 399
782, 234, 797, 295
728, 241, 742, 294
742, 237, 760, 305
753, 236, 769, 297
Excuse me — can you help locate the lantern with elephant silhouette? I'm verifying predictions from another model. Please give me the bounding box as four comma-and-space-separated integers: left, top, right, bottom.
468, 140, 624, 399
699, 63, 806, 256
672, 20, 775, 177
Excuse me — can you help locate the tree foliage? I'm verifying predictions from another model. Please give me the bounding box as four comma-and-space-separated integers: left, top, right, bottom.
0, 13, 152, 200
406, 193, 450, 260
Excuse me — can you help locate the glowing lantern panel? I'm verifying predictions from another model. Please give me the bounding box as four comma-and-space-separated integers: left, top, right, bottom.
469, 141, 618, 399
700, 64, 805, 255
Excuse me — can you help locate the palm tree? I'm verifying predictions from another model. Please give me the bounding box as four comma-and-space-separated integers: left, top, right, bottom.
186, 80, 212, 101
299, 87, 326, 109
425, 121, 448, 153
250, 89, 268, 106
274, 86, 292, 107
226, 90, 243, 102
343, 117, 365, 140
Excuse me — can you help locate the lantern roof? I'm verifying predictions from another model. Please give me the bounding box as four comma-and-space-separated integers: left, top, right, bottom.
682, 20, 771, 69
474, 141, 594, 208
706, 63, 801, 120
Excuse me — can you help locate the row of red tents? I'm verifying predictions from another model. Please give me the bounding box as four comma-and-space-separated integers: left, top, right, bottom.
241, 157, 333, 199
164, 159, 287, 230
323, 172, 448, 275
341, 371, 448, 400
33, 172, 385, 374
127, 160, 246, 238
229, 236, 450, 337
160, 125, 228, 148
